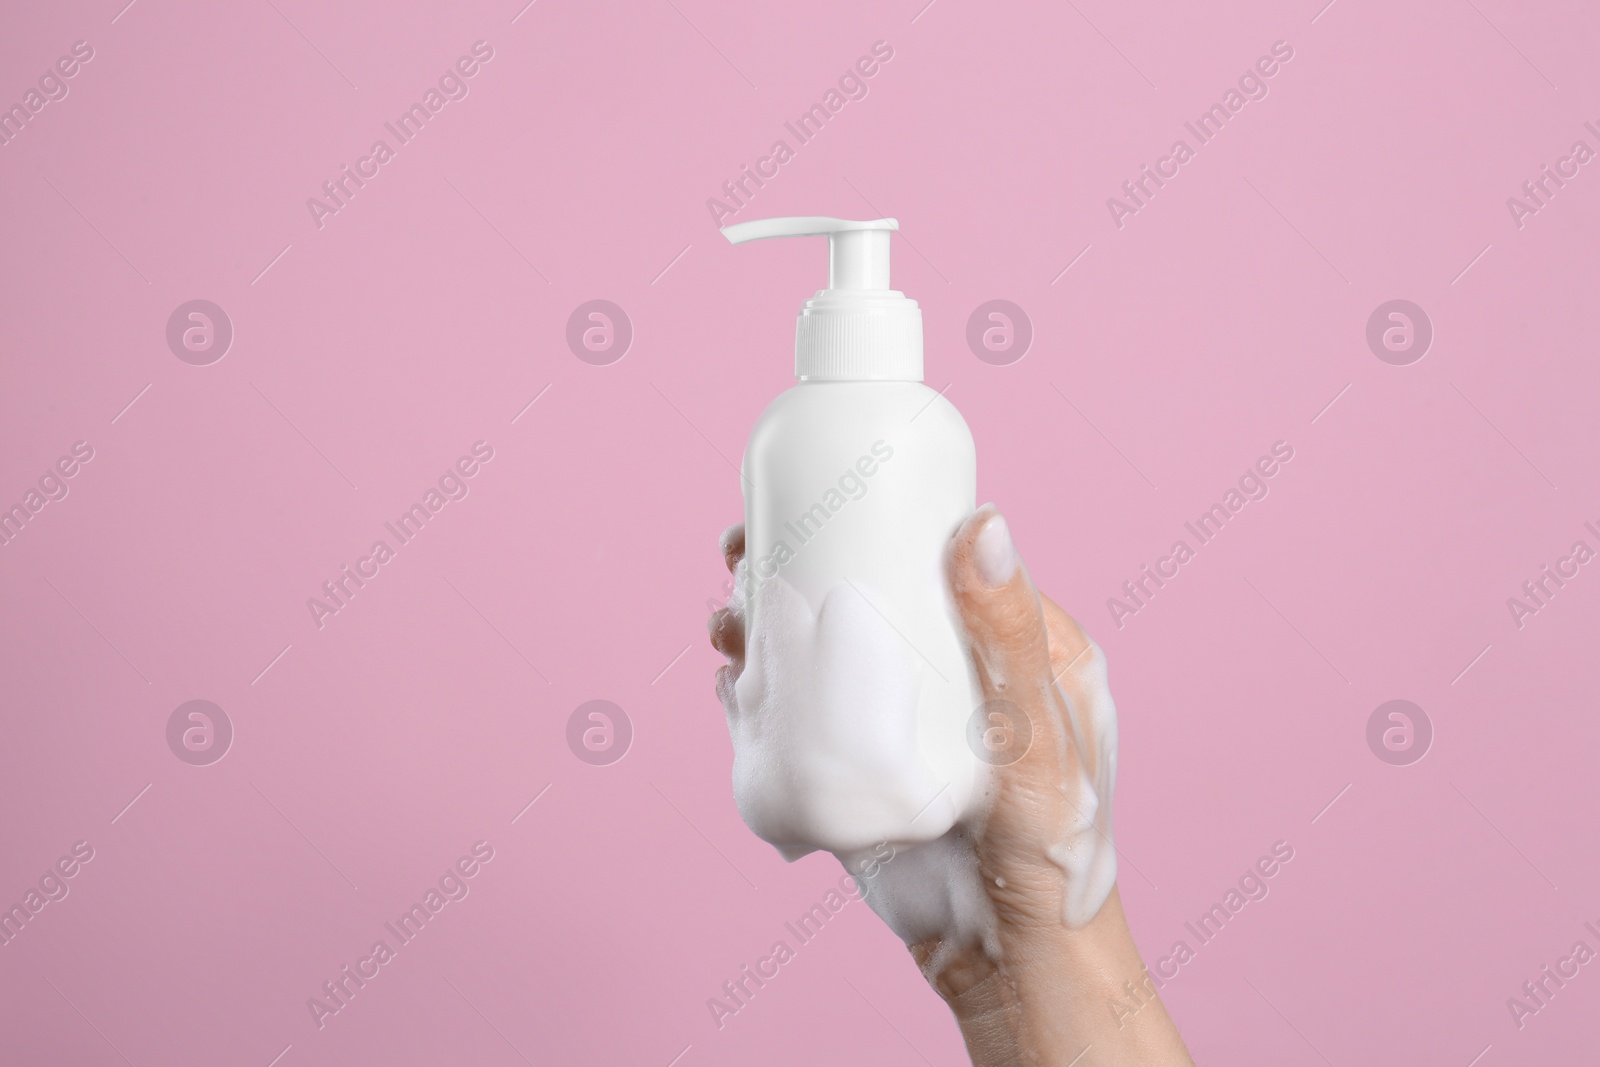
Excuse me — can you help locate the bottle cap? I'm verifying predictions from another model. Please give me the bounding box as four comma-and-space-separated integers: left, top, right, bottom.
722, 216, 922, 381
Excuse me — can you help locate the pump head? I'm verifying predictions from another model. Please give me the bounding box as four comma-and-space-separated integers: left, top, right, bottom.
721, 216, 922, 382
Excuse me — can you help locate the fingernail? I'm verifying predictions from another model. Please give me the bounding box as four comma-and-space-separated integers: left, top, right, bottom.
975, 512, 1016, 588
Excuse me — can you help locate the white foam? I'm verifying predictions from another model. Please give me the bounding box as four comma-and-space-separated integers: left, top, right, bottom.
1048, 642, 1119, 928
842, 830, 999, 972
721, 567, 1119, 952
729, 573, 964, 858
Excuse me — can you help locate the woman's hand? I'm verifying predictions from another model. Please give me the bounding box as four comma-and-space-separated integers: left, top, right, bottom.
710, 507, 1193, 1066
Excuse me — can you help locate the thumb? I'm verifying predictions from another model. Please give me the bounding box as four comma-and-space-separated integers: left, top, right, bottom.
947, 506, 1061, 780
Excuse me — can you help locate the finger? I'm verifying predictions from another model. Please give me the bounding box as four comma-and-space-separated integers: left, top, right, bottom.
1040, 595, 1092, 683
715, 663, 739, 713
949, 506, 1052, 698
947, 506, 1067, 784
707, 605, 744, 660
1040, 594, 1110, 779
712, 524, 747, 661
720, 524, 745, 573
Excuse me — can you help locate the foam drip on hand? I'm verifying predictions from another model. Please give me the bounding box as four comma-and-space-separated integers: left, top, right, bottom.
839, 830, 1001, 977
1044, 643, 1119, 929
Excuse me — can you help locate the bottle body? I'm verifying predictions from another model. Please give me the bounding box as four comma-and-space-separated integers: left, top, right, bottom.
730, 380, 985, 858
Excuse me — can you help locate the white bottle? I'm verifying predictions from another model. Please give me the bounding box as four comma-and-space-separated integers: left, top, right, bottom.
721, 217, 987, 861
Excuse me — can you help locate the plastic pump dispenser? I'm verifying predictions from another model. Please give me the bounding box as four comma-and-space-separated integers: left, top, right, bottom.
720, 216, 986, 865
721, 217, 922, 381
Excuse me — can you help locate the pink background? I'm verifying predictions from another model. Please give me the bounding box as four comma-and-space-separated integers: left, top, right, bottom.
3, 1, 1599, 1063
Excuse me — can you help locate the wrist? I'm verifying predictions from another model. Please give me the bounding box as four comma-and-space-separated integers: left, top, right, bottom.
927, 889, 1183, 1066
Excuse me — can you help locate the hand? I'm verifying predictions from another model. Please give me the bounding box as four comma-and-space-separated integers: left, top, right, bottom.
709, 507, 1194, 1066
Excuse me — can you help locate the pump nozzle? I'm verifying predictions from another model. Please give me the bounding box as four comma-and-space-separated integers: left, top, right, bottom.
721, 216, 921, 381
721, 217, 898, 291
